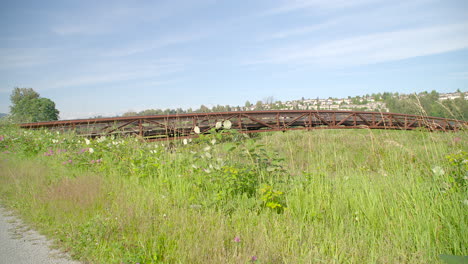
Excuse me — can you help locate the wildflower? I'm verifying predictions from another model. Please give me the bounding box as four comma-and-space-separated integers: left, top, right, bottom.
233, 236, 241, 243
88, 148, 94, 153
223, 120, 232, 129
0, 135, 4, 141
85, 138, 90, 145
79, 148, 88, 154
432, 166, 445, 176
215, 121, 222, 129
211, 139, 216, 145
62, 161, 68, 165
183, 138, 188, 145
251, 256, 258, 262
52, 139, 59, 144
194, 126, 201, 134
204, 146, 211, 152
68, 159, 72, 163
96, 158, 102, 163
90, 160, 95, 164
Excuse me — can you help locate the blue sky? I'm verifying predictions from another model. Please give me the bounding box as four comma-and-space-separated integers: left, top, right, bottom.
1, 0, 467, 119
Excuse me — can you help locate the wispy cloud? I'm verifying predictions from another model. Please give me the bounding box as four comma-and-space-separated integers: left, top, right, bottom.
258, 0, 439, 41
258, 20, 340, 41
261, 0, 382, 16
50, 4, 168, 36
44, 61, 184, 90
449, 71, 468, 80
0, 48, 56, 69
101, 32, 208, 57
246, 23, 468, 67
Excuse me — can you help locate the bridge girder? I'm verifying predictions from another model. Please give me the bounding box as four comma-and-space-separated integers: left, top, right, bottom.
20, 110, 467, 141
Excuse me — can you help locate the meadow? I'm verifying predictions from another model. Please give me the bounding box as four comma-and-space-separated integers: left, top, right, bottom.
0, 124, 466, 263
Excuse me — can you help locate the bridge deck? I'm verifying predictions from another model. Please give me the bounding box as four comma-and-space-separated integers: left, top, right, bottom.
20, 110, 467, 140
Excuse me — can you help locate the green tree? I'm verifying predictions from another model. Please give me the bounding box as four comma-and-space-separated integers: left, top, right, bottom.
10, 87, 59, 123
255, 100, 264, 110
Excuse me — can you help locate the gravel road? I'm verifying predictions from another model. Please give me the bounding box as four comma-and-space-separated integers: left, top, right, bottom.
0, 206, 81, 264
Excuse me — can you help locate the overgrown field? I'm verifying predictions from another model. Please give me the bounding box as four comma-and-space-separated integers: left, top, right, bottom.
0, 125, 466, 263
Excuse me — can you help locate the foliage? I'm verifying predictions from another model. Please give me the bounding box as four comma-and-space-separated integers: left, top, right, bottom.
380, 90, 467, 120
0, 126, 467, 263
121, 90, 467, 121
445, 150, 468, 189
259, 184, 286, 213
9, 87, 60, 123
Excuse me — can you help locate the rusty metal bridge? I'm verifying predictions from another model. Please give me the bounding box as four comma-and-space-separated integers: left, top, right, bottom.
20, 110, 467, 141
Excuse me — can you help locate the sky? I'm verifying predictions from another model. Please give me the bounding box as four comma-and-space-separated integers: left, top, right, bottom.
1, 0, 468, 119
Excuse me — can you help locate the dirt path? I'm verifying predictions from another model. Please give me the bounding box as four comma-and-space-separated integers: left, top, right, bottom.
0, 206, 81, 264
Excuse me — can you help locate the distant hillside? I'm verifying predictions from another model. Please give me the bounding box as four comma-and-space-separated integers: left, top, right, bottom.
122, 90, 467, 120
0, 113, 7, 118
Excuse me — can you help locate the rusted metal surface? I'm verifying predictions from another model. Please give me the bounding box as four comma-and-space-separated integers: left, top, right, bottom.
19, 110, 467, 140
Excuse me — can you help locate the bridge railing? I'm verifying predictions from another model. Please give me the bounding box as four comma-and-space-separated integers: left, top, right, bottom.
20, 110, 467, 140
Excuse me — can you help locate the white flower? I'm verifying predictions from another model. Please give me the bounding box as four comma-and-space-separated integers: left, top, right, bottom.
203, 146, 211, 152
432, 166, 445, 176
223, 120, 232, 129
194, 126, 201, 134
211, 139, 216, 145
97, 136, 106, 143
52, 139, 59, 144
183, 139, 188, 145
215, 122, 222, 129
88, 148, 94, 153
85, 138, 91, 145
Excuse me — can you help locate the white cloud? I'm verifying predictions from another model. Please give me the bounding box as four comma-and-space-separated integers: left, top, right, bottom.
101, 32, 208, 57
449, 72, 468, 80
0, 48, 56, 69
247, 23, 468, 67
44, 61, 184, 90
259, 20, 338, 41
261, 0, 383, 16
259, 0, 440, 41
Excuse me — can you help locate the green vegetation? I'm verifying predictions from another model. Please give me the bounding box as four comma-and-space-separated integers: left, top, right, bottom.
9, 87, 60, 123
380, 91, 467, 120
0, 125, 467, 263
121, 90, 467, 121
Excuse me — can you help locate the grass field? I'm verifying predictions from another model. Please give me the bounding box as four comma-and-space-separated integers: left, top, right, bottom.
0, 125, 466, 263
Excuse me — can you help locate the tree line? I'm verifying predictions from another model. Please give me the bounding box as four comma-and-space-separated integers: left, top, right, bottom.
2, 88, 466, 123
123, 90, 467, 120
377, 90, 467, 120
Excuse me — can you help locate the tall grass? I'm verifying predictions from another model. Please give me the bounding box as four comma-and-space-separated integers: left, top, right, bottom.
0, 125, 466, 263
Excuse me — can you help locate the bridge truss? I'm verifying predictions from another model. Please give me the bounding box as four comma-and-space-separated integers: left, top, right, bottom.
20, 110, 467, 141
